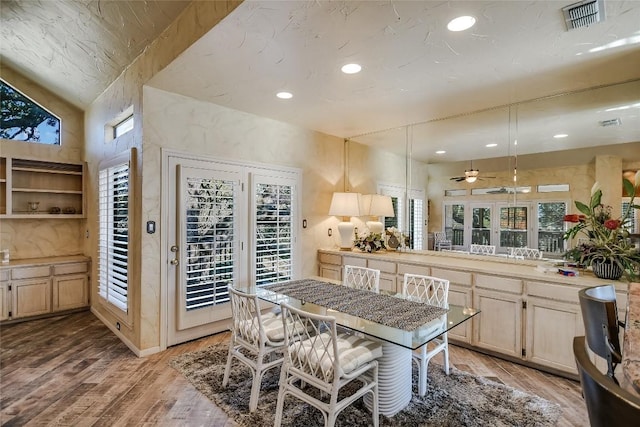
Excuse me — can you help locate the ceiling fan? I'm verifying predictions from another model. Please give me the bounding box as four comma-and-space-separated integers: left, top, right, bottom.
450, 161, 495, 183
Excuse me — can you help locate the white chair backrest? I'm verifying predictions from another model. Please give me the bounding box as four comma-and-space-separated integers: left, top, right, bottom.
469, 244, 496, 255
434, 231, 447, 243
344, 265, 381, 293
281, 303, 342, 383
507, 247, 542, 259
402, 274, 449, 309
228, 287, 267, 347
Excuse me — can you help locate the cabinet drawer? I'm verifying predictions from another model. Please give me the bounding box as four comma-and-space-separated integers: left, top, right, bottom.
397, 263, 430, 277
53, 262, 88, 276
0, 269, 9, 282
431, 268, 472, 286
12, 265, 51, 280
476, 274, 523, 294
526, 281, 579, 303
367, 259, 396, 274
318, 253, 341, 266
343, 256, 367, 267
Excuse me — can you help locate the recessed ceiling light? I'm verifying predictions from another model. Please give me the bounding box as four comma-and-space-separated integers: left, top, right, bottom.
486, 143, 497, 148
447, 16, 476, 32
436, 150, 446, 154
276, 91, 293, 99
553, 133, 568, 139
341, 63, 362, 74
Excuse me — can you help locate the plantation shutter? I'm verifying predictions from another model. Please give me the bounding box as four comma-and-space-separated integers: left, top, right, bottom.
98, 159, 130, 312
184, 175, 238, 311
253, 174, 297, 286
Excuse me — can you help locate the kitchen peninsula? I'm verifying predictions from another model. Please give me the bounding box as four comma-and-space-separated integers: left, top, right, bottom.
318, 248, 631, 379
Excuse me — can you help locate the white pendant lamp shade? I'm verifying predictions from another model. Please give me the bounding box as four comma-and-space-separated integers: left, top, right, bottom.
329, 192, 361, 250
361, 194, 394, 234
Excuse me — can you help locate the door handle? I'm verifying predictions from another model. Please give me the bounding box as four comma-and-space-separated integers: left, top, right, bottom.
170, 245, 179, 252
170, 259, 179, 265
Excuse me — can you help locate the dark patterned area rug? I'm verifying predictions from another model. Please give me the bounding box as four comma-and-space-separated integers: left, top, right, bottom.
169, 343, 561, 426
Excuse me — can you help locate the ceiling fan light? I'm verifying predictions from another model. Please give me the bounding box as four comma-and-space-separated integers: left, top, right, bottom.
465, 176, 478, 183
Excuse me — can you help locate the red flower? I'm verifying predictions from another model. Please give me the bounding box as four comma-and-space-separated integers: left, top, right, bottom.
563, 214, 580, 223
604, 219, 621, 230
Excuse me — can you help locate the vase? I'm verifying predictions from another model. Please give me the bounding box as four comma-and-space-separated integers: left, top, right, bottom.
592, 260, 624, 280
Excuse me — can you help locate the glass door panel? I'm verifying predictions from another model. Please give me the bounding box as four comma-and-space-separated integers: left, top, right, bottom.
498, 204, 529, 252
471, 204, 492, 245
537, 201, 567, 254
444, 203, 465, 248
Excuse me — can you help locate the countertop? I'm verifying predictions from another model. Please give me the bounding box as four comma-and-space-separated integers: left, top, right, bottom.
0, 255, 90, 269
319, 248, 627, 291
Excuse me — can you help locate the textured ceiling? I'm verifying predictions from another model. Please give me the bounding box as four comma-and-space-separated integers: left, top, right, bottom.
149, 0, 640, 162
2, 0, 639, 163
0, 0, 191, 108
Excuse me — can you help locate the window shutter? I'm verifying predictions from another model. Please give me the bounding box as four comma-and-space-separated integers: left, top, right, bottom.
184, 177, 237, 310
254, 181, 294, 286
98, 161, 130, 312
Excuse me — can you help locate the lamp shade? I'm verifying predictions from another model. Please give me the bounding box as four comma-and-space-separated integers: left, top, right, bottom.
328, 192, 361, 217
362, 194, 394, 217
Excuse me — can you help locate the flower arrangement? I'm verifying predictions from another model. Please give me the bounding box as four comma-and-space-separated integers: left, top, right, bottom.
563, 173, 640, 281
385, 227, 409, 250
354, 229, 386, 253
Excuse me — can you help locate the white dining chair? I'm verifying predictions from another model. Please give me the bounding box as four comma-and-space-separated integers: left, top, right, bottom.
433, 231, 452, 251
343, 265, 380, 293
507, 247, 542, 259
469, 244, 496, 255
402, 273, 450, 397
274, 302, 382, 427
223, 286, 288, 412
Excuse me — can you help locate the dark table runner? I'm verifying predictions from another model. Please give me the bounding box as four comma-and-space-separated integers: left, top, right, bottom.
264, 279, 448, 331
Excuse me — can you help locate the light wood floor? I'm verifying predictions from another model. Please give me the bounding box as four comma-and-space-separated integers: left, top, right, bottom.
0, 310, 588, 426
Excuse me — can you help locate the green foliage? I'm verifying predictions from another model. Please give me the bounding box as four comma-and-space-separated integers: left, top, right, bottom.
563, 177, 640, 281
1, 80, 60, 144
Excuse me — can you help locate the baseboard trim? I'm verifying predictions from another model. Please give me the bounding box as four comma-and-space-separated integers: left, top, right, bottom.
89, 307, 160, 358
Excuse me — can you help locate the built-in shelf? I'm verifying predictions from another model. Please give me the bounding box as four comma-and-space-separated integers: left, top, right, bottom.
13, 188, 83, 194
1, 156, 85, 218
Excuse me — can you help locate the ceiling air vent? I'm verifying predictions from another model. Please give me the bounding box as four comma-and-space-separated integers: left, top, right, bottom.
599, 118, 621, 127
562, 0, 606, 30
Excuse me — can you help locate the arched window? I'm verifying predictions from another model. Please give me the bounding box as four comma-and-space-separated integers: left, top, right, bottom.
0, 79, 61, 145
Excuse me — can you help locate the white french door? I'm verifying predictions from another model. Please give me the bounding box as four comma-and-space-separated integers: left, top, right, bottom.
167, 158, 242, 345
166, 154, 300, 346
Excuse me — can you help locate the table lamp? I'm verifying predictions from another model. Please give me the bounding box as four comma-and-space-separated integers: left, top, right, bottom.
361, 194, 394, 234
329, 192, 361, 250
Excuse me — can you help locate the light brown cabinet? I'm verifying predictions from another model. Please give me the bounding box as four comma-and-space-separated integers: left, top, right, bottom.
0, 156, 85, 218
13, 278, 51, 318
0, 257, 90, 322
0, 273, 10, 321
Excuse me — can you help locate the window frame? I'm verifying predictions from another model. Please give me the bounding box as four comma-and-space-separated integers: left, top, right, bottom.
0, 78, 62, 145
98, 148, 136, 325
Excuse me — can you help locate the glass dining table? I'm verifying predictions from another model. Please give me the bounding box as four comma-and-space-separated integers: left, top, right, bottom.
237, 277, 480, 417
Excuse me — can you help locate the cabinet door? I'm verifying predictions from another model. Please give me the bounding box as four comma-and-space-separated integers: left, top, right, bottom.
448, 285, 473, 343
473, 289, 522, 357
319, 264, 342, 281
526, 297, 583, 374
0, 282, 10, 321
378, 272, 396, 293
12, 278, 51, 318
53, 274, 89, 311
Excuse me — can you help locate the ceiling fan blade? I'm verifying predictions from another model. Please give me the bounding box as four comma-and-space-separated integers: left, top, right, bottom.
450, 176, 466, 182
